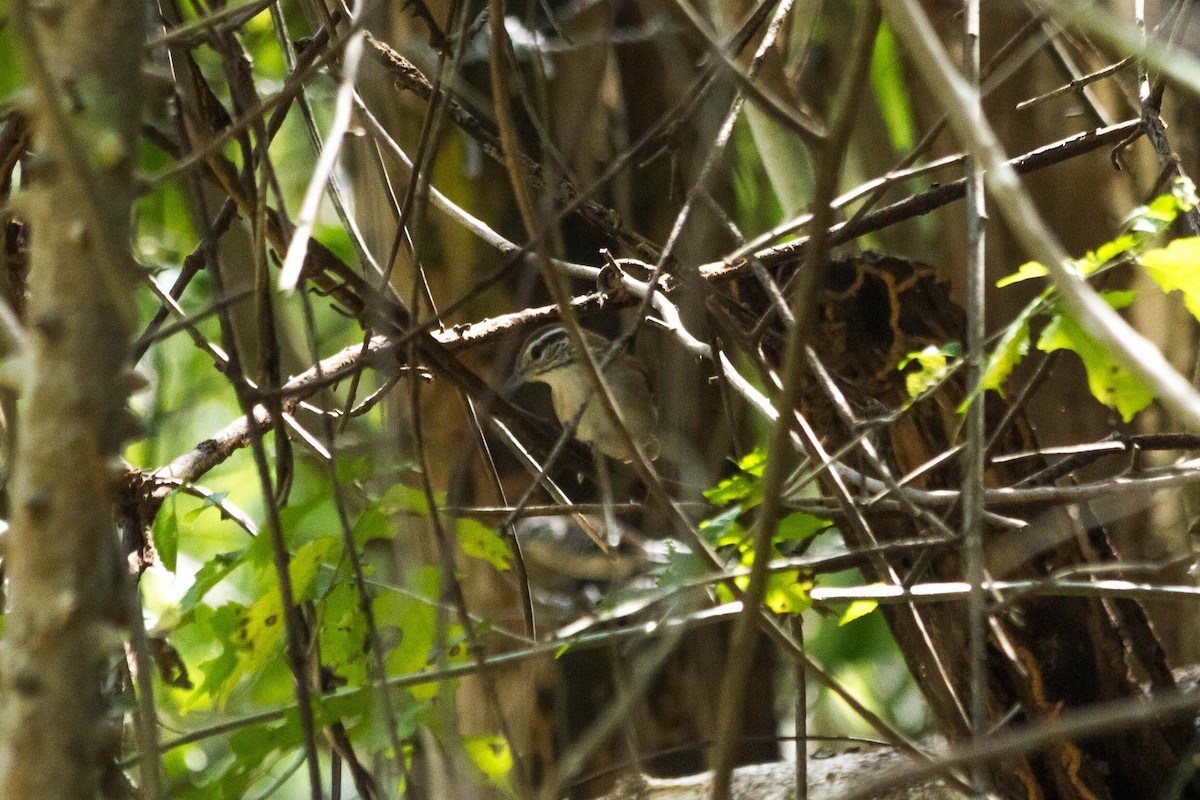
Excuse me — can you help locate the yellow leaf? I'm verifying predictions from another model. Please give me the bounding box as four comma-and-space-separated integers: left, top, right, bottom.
1142, 237, 1200, 320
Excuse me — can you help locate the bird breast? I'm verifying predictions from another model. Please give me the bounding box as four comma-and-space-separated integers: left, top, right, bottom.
544, 363, 659, 462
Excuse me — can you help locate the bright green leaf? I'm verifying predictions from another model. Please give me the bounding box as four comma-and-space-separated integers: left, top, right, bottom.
704, 449, 768, 507
1125, 183, 1191, 236
898, 342, 960, 399
870, 23, 915, 152
153, 496, 180, 573
232, 588, 286, 679
1036, 293, 1153, 421
703, 472, 760, 507
464, 735, 516, 799
457, 520, 511, 571
737, 448, 768, 477
775, 512, 832, 542
218, 540, 339, 701
1141, 237, 1200, 320
700, 450, 768, 506
839, 599, 878, 626
1090, 234, 1136, 268
1147, 192, 1182, 223
717, 522, 748, 550
996, 261, 1048, 287
978, 304, 1035, 400
764, 571, 813, 615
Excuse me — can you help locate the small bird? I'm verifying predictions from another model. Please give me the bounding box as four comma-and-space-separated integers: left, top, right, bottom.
509, 325, 660, 463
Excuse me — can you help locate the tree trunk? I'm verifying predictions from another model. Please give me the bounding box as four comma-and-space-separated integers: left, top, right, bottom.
0, 1, 144, 798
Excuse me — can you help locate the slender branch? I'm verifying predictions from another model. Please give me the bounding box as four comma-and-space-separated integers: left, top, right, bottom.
1015, 57, 1133, 111
960, 1, 988, 792
711, 6, 881, 799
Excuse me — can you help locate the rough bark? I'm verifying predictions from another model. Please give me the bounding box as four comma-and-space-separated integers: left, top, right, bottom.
0, 1, 144, 798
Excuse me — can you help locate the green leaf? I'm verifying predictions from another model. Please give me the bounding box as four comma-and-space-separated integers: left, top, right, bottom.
775, 512, 832, 543
379, 483, 435, 516
289, 537, 340, 603
457, 520, 511, 571
179, 550, 246, 614
1089, 234, 1136, 268
703, 472, 760, 507
0, 27, 27, 102
379, 578, 439, 688
313, 687, 373, 729
337, 456, 373, 484
1036, 293, 1153, 421
656, 540, 709, 586
464, 735, 516, 799
978, 304, 1035, 399
1147, 192, 1182, 223
897, 342, 960, 399
737, 447, 768, 477
1125, 179, 1195, 236
347, 691, 425, 756
839, 599, 878, 626
232, 588, 286, 678
996, 261, 1048, 287
353, 506, 392, 546
182, 603, 243, 711
764, 571, 813, 615
242, 520, 277, 568
703, 448, 767, 507
320, 581, 370, 685
183, 490, 229, 523
1141, 237, 1200, 320
153, 496, 180, 573
698, 506, 744, 547
218, 539, 338, 701
230, 719, 295, 766
313, 223, 356, 267
729, 116, 785, 233
870, 23, 915, 152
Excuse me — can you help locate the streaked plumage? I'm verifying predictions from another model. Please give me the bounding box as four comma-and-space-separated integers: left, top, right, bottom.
511, 325, 660, 463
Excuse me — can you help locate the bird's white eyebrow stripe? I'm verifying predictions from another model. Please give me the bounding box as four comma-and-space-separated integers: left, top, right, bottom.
527, 326, 567, 352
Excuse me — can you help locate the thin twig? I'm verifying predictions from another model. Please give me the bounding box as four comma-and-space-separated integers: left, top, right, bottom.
711, 6, 882, 799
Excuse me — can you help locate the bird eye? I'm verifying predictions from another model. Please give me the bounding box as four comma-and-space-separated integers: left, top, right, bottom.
530, 344, 544, 361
